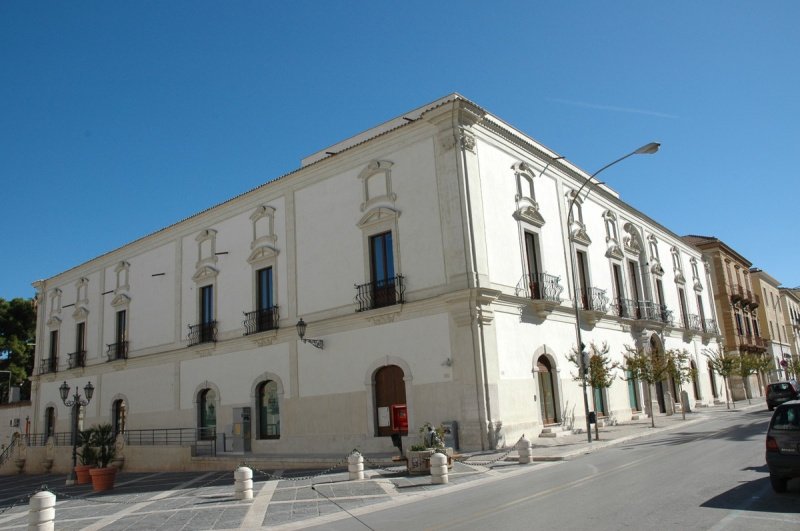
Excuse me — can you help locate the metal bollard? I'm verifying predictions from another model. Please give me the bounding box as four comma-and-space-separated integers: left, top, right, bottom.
430, 452, 448, 484
234, 466, 254, 500
348, 451, 364, 481
517, 435, 532, 465
28, 490, 56, 531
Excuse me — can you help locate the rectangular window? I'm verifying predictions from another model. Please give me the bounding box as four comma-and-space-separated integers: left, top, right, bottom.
696, 294, 706, 323
116, 310, 127, 344
370, 232, 396, 308
525, 232, 542, 298
256, 267, 274, 311
200, 285, 214, 324
612, 264, 625, 316
75, 322, 86, 352
655, 278, 665, 306
48, 329, 58, 372
735, 312, 743, 335
576, 250, 589, 309
678, 288, 689, 328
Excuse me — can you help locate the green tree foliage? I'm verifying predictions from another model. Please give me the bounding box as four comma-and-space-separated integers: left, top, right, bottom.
704, 348, 736, 409
568, 342, 620, 438
665, 349, 693, 420
0, 297, 36, 401
784, 354, 800, 381
622, 345, 670, 427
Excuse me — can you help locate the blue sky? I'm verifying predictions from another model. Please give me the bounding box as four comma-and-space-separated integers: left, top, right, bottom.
1, 1, 798, 299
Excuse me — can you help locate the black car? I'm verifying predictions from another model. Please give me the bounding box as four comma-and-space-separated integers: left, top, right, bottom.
766, 399, 800, 492
766, 380, 799, 411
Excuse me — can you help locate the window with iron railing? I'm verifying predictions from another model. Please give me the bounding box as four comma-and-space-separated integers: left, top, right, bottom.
106, 341, 128, 361
355, 276, 405, 312
67, 350, 86, 369
188, 321, 217, 346
243, 306, 279, 335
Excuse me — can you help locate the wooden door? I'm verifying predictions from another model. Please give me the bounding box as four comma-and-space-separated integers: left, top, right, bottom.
375, 365, 406, 436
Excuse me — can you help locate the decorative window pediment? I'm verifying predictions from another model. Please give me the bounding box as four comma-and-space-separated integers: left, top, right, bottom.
247, 245, 279, 265
603, 211, 623, 259
357, 206, 401, 230
195, 229, 218, 270
671, 247, 686, 284
75, 278, 89, 306
111, 293, 131, 309
250, 206, 277, 249
359, 160, 396, 213
49, 288, 62, 317
512, 162, 544, 227
622, 222, 643, 256
566, 191, 591, 245
46, 315, 62, 328
72, 305, 89, 320
114, 262, 130, 294
690, 258, 703, 292
192, 265, 219, 284
647, 235, 664, 275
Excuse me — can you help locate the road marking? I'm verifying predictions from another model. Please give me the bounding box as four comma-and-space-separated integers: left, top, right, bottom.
240, 479, 278, 529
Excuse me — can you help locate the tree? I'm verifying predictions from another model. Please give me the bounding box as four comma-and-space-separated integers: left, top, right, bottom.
567, 342, 620, 439
782, 353, 800, 381
752, 354, 774, 389
622, 345, 670, 428
0, 297, 36, 402
737, 353, 763, 404
665, 349, 693, 420
704, 348, 736, 409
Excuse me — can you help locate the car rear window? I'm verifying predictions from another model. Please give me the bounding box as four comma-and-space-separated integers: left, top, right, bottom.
771, 405, 800, 431
770, 383, 792, 392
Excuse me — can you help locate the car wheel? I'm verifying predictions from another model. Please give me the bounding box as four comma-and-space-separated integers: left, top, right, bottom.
770, 474, 788, 493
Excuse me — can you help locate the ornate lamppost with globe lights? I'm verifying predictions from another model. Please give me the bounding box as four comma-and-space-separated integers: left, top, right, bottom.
59, 380, 94, 485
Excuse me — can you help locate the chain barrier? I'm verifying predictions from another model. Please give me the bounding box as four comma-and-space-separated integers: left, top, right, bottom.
360, 455, 408, 474
243, 455, 350, 483
451, 435, 524, 467
0, 490, 34, 516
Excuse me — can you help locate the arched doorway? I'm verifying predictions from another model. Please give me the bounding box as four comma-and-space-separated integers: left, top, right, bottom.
198, 388, 217, 440
374, 365, 406, 437
256, 380, 280, 439
537, 356, 559, 424
626, 369, 640, 412
44, 406, 55, 438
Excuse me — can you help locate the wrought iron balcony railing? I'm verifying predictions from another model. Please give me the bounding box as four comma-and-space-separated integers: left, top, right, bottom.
704, 319, 718, 334
243, 306, 279, 335
67, 350, 86, 369
737, 334, 767, 350
636, 301, 673, 325
613, 298, 637, 318
39, 357, 58, 375
516, 272, 563, 302
106, 341, 129, 362
354, 275, 405, 312
189, 321, 217, 346
686, 314, 704, 332
580, 287, 608, 312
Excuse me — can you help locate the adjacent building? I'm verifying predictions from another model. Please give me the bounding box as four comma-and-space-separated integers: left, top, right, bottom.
22, 95, 723, 470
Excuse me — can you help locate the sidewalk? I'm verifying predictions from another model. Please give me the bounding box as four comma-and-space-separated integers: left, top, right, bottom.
0, 402, 766, 530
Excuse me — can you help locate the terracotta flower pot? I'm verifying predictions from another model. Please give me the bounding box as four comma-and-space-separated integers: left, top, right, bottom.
89, 466, 117, 492
74, 464, 93, 485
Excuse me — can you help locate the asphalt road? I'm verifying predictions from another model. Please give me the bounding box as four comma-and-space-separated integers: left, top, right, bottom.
309, 408, 800, 531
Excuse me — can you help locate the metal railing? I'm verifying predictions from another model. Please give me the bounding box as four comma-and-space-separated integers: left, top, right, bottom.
613, 298, 637, 318
737, 334, 767, 349
354, 275, 405, 312
38, 357, 58, 375
0, 436, 17, 467
22, 432, 72, 447
704, 319, 718, 334
107, 341, 129, 361
517, 272, 563, 302
686, 314, 704, 332
243, 306, 279, 336
188, 321, 217, 346
580, 287, 608, 312
67, 350, 87, 369
612, 299, 672, 325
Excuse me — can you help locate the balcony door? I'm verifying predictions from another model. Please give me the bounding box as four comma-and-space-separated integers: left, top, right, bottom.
370, 232, 396, 308
525, 232, 542, 299
537, 356, 558, 424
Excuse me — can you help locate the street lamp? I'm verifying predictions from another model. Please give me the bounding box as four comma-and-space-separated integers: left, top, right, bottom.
59, 380, 94, 485
567, 142, 660, 443
296, 318, 324, 349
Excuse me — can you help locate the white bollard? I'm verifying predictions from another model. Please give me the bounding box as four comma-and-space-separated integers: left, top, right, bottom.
28, 491, 56, 531
234, 466, 254, 500
348, 451, 364, 481
430, 452, 448, 484
517, 435, 533, 465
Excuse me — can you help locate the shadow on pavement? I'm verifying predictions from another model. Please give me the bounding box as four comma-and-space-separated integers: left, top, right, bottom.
701, 476, 800, 513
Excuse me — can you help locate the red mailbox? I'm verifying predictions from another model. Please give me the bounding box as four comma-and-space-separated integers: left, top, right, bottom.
390, 404, 408, 433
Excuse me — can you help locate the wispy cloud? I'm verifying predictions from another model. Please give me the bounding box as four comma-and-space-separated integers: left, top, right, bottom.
548, 98, 679, 119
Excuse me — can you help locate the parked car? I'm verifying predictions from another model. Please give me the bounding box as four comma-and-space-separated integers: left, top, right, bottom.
766, 399, 800, 492
766, 380, 799, 411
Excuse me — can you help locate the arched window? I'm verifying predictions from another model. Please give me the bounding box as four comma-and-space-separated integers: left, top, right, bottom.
257, 380, 280, 439
112, 399, 127, 436
198, 389, 217, 440
44, 407, 55, 438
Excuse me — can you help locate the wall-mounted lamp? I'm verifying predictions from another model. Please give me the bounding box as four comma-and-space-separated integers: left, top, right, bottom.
442, 358, 453, 367
296, 318, 324, 349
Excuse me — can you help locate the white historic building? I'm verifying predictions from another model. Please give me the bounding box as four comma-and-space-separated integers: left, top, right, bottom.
25, 94, 722, 468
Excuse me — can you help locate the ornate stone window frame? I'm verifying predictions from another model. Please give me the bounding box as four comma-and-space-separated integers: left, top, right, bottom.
73, 278, 90, 321
195, 229, 218, 271
622, 222, 643, 257
359, 160, 396, 213
247, 205, 280, 314
114, 261, 130, 294
670, 247, 686, 285
566, 190, 591, 245
511, 162, 545, 227
603, 210, 623, 260
647, 235, 664, 275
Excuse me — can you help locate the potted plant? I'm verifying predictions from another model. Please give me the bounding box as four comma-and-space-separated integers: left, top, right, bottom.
406, 422, 454, 475
74, 428, 96, 485
88, 423, 118, 492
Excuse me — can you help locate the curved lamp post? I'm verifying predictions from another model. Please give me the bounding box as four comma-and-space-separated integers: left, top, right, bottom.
296, 318, 324, 349
567, 142, 660, 443
59, 380, 94, 485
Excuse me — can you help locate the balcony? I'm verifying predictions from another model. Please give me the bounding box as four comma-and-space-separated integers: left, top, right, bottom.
188, 321, 217, 346
516, 272, 564, 302
684, 314, 704, 332
612, 298, 672, 326
106, 341, 129, 362
703, 319, 718, 334
39, 357, 58, 375
67, 350, 86, 369
737, 334, 767, 352
354, 275, 405, 313
243, 306, 279, 336
578, 287, 608, 325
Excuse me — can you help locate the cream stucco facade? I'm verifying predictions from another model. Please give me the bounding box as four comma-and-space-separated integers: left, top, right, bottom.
17, 95, 723, 472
